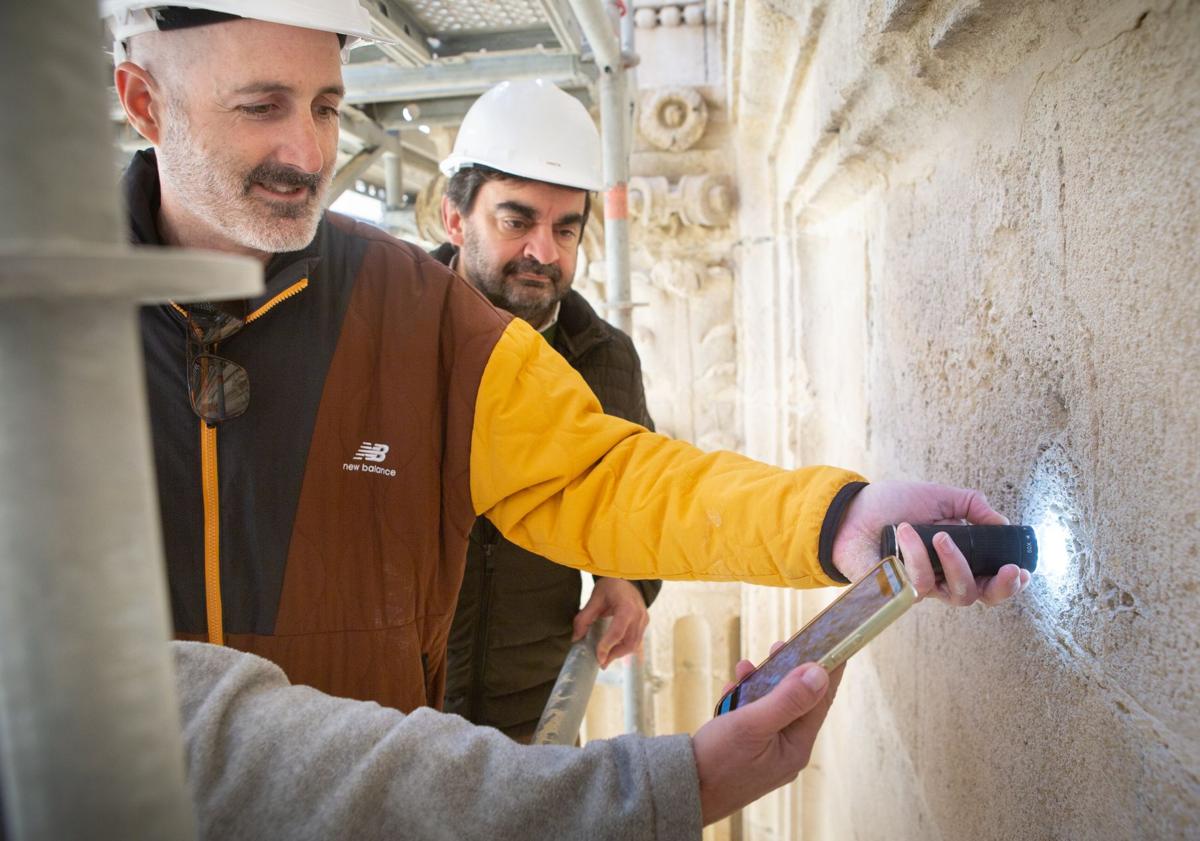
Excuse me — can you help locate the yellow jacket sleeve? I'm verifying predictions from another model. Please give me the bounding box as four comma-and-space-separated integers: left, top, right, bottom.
470, 319, 865, 589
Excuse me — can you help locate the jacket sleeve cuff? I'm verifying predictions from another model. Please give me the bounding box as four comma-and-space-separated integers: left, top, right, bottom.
640, 734, 702, 840
589, 577, 664, 608
817, 481, 869, 585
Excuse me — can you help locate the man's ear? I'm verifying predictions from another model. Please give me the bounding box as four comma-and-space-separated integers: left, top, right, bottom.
114, 61, 165, 146
441, 195, 467, 246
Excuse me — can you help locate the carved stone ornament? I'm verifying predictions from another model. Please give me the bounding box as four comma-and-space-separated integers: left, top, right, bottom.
632, 2, 705, 29
638, 87, 709, 152
629, 174, 734, 231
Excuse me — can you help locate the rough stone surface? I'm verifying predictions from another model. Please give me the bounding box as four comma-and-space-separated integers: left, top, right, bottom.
728, 0, 1199, 838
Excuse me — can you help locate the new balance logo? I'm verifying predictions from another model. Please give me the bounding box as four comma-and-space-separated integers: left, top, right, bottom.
353, 442, 390, 463
343, 441, 397, 478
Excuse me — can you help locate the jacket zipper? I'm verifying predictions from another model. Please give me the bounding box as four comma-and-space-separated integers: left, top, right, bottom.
468, 536, 498, 720
200, 421, 222, 643
193, 278, 309, 646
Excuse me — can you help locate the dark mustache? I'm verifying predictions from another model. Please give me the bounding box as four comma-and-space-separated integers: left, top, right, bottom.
243, 162, 322, 194
503, 257, 562, 283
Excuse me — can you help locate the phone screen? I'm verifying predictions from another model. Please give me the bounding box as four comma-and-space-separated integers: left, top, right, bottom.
715, 557, 910, 715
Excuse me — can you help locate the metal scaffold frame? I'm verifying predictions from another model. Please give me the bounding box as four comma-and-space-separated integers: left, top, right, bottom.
1, 3, 642, 834
0, 2, 262, 839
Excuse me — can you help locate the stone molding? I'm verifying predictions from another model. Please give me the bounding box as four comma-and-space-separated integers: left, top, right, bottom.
632, 1, 705, 29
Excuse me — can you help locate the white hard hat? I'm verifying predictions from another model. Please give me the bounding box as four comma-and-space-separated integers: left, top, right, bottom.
440, 80, 603, 192
101, 0, 391, 63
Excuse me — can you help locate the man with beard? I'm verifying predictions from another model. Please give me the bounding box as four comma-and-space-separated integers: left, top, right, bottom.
432, 81, 660, 743
104, 2, 1030, 834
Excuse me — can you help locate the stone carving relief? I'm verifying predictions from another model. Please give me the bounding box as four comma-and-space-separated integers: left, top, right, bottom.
631, 259, 738, 451
638, 87, 709, 151
629, 174, 734, 232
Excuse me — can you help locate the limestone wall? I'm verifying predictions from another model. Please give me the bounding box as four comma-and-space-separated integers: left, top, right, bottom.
727, 0, 1199, 838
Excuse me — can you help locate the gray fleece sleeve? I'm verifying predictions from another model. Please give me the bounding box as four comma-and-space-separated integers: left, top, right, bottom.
172, 641, 702, 841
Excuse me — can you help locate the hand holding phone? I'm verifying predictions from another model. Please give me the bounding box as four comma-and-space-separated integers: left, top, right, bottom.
714, 555, 916, 715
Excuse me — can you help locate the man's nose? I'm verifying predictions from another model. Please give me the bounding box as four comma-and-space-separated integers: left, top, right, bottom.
276, 111, 326, 175
523, 224, 559, 266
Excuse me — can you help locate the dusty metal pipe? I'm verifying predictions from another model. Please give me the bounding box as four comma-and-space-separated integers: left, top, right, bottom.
531, 619, 609, 745
0, 1, 259, 838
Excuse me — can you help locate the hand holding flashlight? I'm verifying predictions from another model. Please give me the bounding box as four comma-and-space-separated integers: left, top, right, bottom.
830, 481, 1031, 607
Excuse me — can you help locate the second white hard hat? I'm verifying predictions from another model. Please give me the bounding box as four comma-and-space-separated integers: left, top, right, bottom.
440, 80, 603, 192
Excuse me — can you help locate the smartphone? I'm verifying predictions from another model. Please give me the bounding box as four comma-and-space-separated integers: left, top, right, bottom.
713, 555, 917, 715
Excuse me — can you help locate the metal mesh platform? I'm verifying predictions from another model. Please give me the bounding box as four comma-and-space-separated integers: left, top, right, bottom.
408, 0, 551, 34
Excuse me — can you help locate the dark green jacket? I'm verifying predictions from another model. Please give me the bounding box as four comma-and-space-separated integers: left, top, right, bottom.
432, 243, 661, 740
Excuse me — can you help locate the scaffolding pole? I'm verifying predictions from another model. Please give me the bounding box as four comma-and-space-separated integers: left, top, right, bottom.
0, 1, 260, 838
568, 0, 635, 336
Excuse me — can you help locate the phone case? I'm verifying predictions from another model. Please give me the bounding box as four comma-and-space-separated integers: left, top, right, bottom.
814, 558, 916, 671
713, 556, 917, 715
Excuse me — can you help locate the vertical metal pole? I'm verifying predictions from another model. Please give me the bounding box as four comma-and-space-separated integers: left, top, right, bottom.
0, 2, 256, 838
614, 5, 644, 734
569, 0, 643, 734
384, 150, 405, 213
598, 64, 633, 336
622, 637, 648, 736
569, 0, 634, 335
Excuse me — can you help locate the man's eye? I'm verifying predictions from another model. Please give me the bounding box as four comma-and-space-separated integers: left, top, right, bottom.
556, 228, 579, 241
239, 104, 275, 117
500, 218, 528, 231
315, 105, 341, 120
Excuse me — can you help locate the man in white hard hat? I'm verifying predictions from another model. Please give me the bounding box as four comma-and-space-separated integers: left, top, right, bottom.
433, 80, 658, 743
101, 3, 1029, 837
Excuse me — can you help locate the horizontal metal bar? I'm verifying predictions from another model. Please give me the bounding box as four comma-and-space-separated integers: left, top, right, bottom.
343, 53, 595, 104
369, 86, 594, 130
435, 28, 564, 56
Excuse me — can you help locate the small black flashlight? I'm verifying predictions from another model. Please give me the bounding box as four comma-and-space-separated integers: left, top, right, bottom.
879, 524, 1038, 578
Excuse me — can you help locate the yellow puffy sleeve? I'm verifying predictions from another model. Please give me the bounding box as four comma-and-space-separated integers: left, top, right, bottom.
470, 318, 864, 588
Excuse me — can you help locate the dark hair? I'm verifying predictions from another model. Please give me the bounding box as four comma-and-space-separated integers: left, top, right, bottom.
445, 165, 592, 232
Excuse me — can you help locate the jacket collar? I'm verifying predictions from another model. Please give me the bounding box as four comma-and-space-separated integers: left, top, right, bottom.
122, 149, 322, 308
553, 290, 612, 362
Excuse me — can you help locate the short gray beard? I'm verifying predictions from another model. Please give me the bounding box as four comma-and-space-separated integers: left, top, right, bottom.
156, 99, 326, 254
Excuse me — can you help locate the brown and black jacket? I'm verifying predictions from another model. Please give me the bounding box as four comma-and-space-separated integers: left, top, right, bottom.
126, 150, 865, 715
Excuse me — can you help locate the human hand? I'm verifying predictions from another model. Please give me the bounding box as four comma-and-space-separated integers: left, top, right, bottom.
831, 480, 1032, 606
573, 578, 650, 668
694, 650, 843, 824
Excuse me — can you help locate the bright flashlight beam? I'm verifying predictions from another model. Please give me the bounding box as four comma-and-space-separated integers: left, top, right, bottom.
1034, 511, 1071, 582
